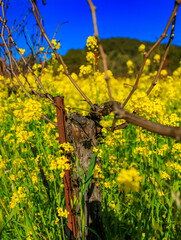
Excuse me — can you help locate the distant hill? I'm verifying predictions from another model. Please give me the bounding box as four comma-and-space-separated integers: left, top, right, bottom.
62, 37, 181, 77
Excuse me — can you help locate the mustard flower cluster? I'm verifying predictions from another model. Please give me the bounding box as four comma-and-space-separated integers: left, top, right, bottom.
93, 163, 102, 179
19, 48, 25, 54
143, 58, 151, 73
93, 147, 103, 158
138, 44, 146, 52
128, 91, 167, 120
0, 155, 6, 176
31, 171, 39, 185
48, 143, 74, 178
85, 36, 99, 65
15, 125, 34, 145
10, 186, 27, 209
41, 123, 58, 147
86, 36, 98, 51
173, 64, 181, 77
60, 142, 74, 153
57, 64, 65, 73
32, 63, 42, 70
117, 167, 142, 192
39, 47, 44, 52
160, 69, 168, 77
167, 162, 181, 176
126, 60, 134, 76
79, 64, 93, 76
51, 39, 61, 50
86, 51, 95, 64
50, 155, 71, 178
171, 143, 181, 156
108, 200, 116, 211
159, 170, 171, 181
153, 54, 160, 63
56, 207, 69, 218
13, 98, 42, 122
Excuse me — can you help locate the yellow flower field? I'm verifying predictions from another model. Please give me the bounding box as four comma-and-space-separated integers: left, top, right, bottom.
1, 39, 181, 239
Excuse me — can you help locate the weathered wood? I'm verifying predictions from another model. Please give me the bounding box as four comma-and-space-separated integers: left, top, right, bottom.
55, 96, 77, 239
66, 112, 105, 239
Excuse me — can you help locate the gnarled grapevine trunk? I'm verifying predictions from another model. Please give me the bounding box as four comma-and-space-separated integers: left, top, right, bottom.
66, 112, 105, 239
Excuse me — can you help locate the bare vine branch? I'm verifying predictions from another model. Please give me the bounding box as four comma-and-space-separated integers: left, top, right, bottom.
30, 0, 95, 110
114, 105, 181, 141
146, 5, 177, 95
0, 14, 54, 103
40, 22, 68, 77
87, 0, 113, 101
35, 19, 43, 55
12, 9, 31, 33
98, 101, 181, 141
0, 2, 58, 128
122, 2, 180, 108
42, 114, 57, 127
112, 1, 181, 135
0, 3, 31, 97
23, 26, 34, 56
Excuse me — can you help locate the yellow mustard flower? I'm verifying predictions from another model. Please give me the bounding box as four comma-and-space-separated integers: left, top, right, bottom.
153, 54, 160, 63
60, 142, 74, 153
51, 39, 60, 49
39, 47, 44, 52
9, 187, 27, 209
57, 207, 69, 218
19, 48, 25, 54
0, 155, 6, 171
86, 51, 95, 64
126, 60, 134, 69
51, 39, 57, 46
159, 171, 171, 181
79, 64, 93, 76
86, 36, 98, 51
138, 44, 145, 52
93, 164, 102, 179
160, 69, 168, 77
117, 167, 142, 192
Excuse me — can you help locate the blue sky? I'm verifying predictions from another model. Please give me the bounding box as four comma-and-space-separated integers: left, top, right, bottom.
4, 0, 181, 56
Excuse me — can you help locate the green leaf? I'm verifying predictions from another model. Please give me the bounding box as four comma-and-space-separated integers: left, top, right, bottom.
4, 110, 14, 116
13, 105, 25, 110
24, 207, 38, 240
82, 152, 98, 195
87, 226, 102, 240
6, 206, 18, 224
173, 181, 180, 192
11, 220, 29, 230
0, 206, 18, 235
0, 209, 3, 231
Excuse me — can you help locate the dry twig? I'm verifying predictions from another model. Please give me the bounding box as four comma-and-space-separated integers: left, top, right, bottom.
87, 0, 113, 101
0, 14, 54, 103
40, 22, 68, 77
30, 0, 95, 110
122, 1, 180, 108
146, 3, 177, 95
0, 1, 57, 127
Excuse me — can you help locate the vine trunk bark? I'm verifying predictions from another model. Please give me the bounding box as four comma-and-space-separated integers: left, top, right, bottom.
66, 112, 105, 240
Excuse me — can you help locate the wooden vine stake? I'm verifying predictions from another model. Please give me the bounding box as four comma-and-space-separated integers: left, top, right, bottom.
55, 96, 77, 239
